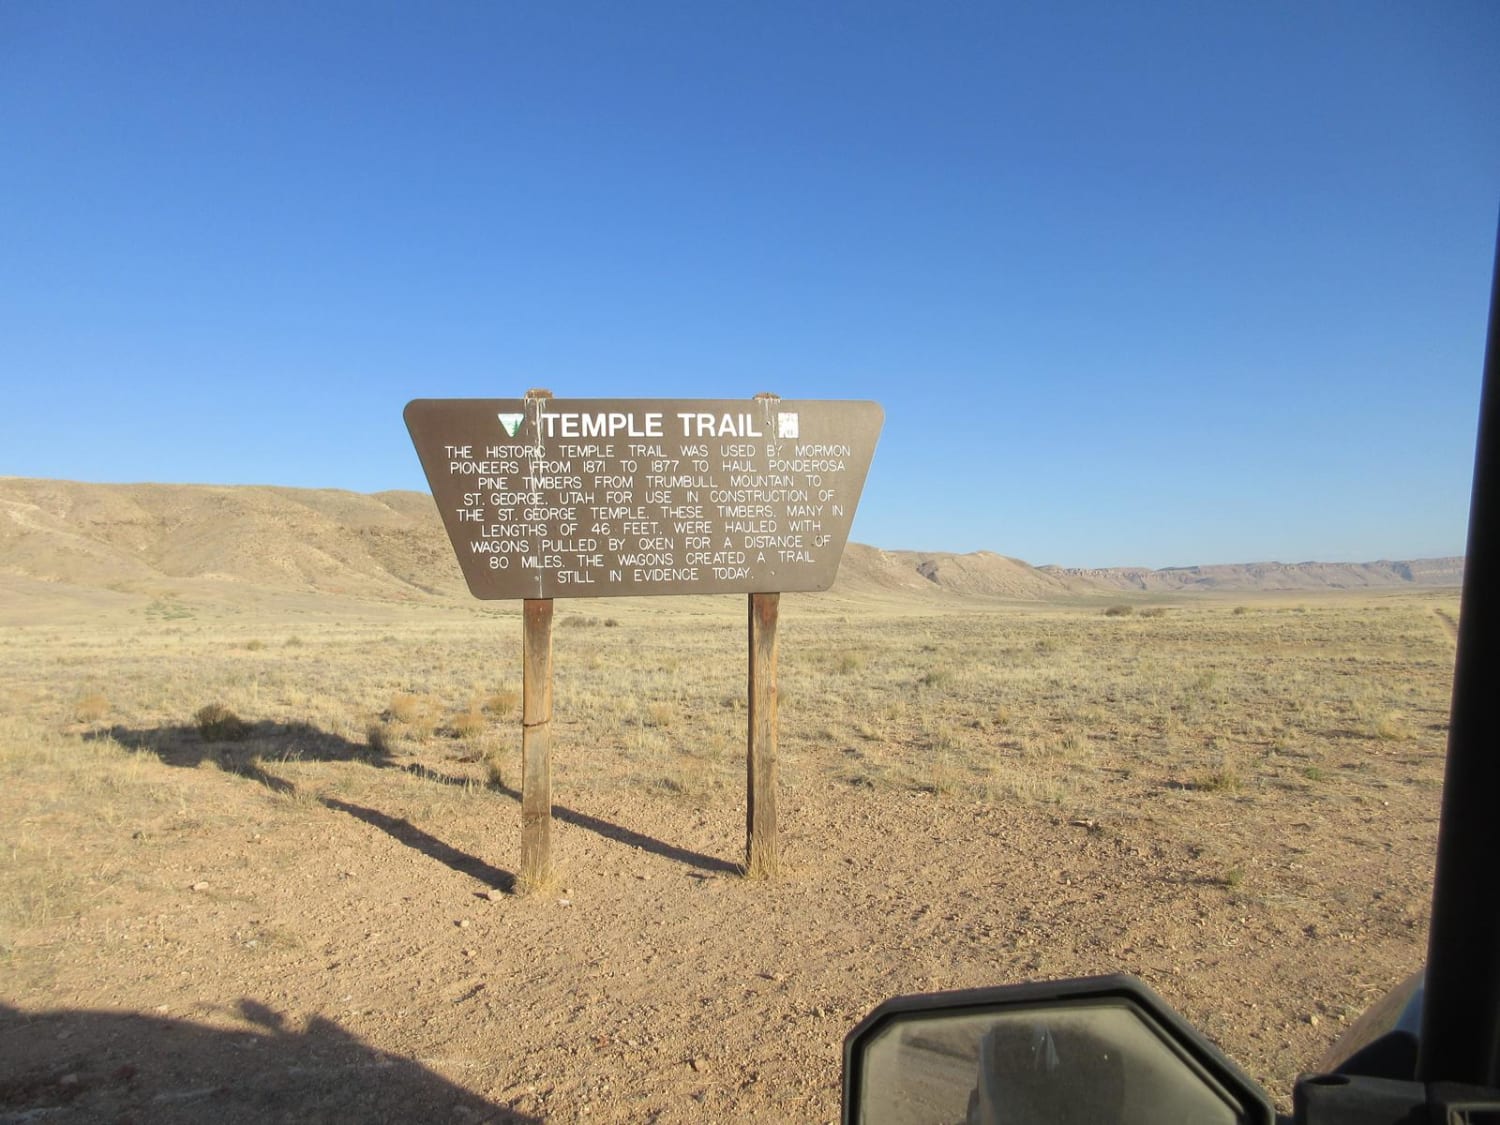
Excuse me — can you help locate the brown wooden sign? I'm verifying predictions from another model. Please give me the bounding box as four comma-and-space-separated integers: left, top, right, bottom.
405, 397, 883, 599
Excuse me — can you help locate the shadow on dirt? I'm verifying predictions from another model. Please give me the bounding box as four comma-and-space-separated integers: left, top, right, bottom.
98, 720, 740, 878
100, 718, 372, 796
0, 998, 535, 1124
487, 781, 742, 876
319, 796, 516, 892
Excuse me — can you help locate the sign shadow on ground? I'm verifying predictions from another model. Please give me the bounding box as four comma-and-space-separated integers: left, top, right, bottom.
96, 720, 740, 880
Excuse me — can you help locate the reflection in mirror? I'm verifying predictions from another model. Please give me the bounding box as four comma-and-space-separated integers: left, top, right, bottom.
856, 999, 1251, 1125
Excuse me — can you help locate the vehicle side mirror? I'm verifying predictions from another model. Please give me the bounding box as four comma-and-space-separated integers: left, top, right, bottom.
843, 973, 1274, 1124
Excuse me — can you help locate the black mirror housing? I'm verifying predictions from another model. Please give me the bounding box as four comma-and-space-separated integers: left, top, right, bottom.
843, 973, 1275, 1125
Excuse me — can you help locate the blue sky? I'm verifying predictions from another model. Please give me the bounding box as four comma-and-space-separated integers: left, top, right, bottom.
3, 3, 1497, 569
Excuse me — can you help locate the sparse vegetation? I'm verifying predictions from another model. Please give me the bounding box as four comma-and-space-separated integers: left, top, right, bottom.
1103, 604, 1133, 617
918, 667, 955, 689
449, 707, 487, 739
1374, 711, 1411, 741
485, 689, 519, 715
1194, 767, 1241, 793
194, 703, 250, 742
0, 584, 1459, 1119
482, 745, 508, 789
73, 690, 110, 723
387, 693, 424, 724
366, 720, 398, 756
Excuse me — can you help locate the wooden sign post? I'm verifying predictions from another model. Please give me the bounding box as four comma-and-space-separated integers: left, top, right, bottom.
746, 590, 779, 877
520, 595, 555, 888
745, 390, 781, 877
518, 389, 556, 888
404, 393, 882, 887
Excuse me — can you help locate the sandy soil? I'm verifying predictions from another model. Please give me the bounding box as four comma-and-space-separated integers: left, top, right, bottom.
1, 591, 1449, 1123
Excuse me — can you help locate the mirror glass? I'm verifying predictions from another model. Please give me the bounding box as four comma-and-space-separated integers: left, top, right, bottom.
856, 998, 1251, 1124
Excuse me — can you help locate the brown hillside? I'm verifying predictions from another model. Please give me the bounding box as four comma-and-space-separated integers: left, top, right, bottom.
0, 478, 1462, 604
1040, 558, 1465, 593
0, 479, 464, 601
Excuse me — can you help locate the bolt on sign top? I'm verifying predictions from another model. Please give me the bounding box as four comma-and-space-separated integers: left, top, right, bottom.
404, 397, 884, 600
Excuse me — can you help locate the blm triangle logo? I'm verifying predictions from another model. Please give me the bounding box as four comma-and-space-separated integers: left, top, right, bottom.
497, 413, 525, 438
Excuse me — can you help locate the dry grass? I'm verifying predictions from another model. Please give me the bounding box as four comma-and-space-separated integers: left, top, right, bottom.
0, 584, 1461, 1115
1, 593, 1458, 823
194, 702, 249, 742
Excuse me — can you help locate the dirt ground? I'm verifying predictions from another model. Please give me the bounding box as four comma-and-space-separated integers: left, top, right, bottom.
1, 586, 1454, 1122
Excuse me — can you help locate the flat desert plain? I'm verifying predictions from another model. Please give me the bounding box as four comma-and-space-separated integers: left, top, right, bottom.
1, 580, 1458, 1121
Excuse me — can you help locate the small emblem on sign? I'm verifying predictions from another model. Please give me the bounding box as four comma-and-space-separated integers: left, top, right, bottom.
778, 412, 800, 439
497, 413, 525, 437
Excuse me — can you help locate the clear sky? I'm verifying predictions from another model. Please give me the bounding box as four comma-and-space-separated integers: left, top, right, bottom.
3, 3, 1497, 569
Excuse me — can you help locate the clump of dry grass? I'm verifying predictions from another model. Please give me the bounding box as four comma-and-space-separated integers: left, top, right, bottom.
384, 693, 440, 737
839, 652, 867, 673
195, 703, 249, 742
482, 746, 508, 789
919, 667, 955, 689
485, 689, 519, 718
742, 836, 779, 881
515, 861, 562, 896
450, 707, 487, 739
386, 693, 424, 724
1103, 604, 1133, 617
73, 691, 110, 723
1193, 766, 1241, 793
1373, 711, 1411, 741
366, 721, 399, 756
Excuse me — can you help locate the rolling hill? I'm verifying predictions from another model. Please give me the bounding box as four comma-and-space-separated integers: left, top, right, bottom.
0, 477, 1462, 606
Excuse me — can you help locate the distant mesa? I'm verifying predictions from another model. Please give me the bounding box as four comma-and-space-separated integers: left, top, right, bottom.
0, 477, 1462, 612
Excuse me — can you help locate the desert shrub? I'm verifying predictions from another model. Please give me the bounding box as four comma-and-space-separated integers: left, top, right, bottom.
919, 668, 955, 689
1193, 767, 1241, 793
386, 693, 424, 724
1232, 606, 1249, 616
195, 703, 250, 742
450, 708, 487, 738
1374, 711, 1410, 741
74, 691, 110, 723
483, 747, 508, 789
1103, 605, 1133, 617
241, 639, 266, 651
485, 689, 520, 717
1138, 607, 1167, 618
834, 651, 868, 674
366, 722, 397, 756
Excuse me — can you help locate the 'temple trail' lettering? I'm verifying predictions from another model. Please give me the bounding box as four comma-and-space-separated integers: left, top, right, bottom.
537, 413, 664, 439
